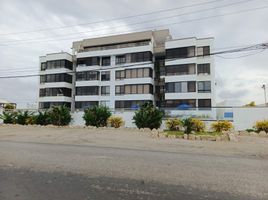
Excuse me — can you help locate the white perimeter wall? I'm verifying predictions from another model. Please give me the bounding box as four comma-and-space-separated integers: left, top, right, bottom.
1, 108, 268, 131
233, 107, 268, 131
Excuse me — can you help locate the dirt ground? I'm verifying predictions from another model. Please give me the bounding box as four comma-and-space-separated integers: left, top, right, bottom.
0, 125, 268, 159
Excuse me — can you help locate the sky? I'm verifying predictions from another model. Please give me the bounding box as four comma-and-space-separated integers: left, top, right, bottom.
0, 0, 268, 108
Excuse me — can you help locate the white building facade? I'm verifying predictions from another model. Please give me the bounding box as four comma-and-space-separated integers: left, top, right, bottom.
38, 29, 216, 117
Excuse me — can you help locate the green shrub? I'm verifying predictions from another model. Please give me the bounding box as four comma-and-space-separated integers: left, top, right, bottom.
133, 102, 163, 130
83, 105, 111, 127
181, 118, 195, 134
107, 116, 124, 128
48, 106, 72, 126
191, 118, 205, 132
3, 103, 16, 110
254, 120, 268, 133
0, 111, 16, 124
34, 111, 51, 125
15, 111, 33, 125
165, 118, 181, 131
211, 121, 233, 132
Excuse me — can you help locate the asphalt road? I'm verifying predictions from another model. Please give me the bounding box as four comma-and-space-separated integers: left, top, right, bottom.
0, 141, 267, 200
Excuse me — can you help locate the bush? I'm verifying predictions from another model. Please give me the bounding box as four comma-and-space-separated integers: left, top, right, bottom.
181, 118, 195, 134
3, 103, 15, 110
107, 116, 124, 128
15, 111, 33, 125
0, 111, 16, 124
254, 120, 268, 133
166, 118, 181, 131
48, 106, 72, 126
191, 118, 205, 132
133, 102, 163, 130
34, 111, 51, 125
211, 121, 233, 132
83, 105, 111, 127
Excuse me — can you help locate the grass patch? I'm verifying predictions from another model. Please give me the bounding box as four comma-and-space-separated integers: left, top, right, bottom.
194, 132, 223, 136
164, 130, 184, 136
164, 130, 223, 136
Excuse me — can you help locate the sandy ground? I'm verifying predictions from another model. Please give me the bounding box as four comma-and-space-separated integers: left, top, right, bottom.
0, 125, 268, 158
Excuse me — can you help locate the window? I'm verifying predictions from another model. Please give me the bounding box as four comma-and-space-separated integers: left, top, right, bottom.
198, 81, 211, 93
76, 71, 99, 81
100, 101, 110, 107
188, 81, 196, 92
40, 73, 72, 83
165, 64, 196, 76
115, 70, 125, 80
197, 46, 210, 56
76, 86, 99, 96
123, 84, 153, 94
101, 71, 110, 81
165, 81, 196, 93
130, 52, 152, 63
41, 62, 46, 71
77, 57, 100, 66
125, 68, 152, 79
115, 85, 124, 95
75, 101, 98, 109
116, 55, 126, 64
166, 46, 195, 59
115, 100, 152, 109
198, 99, 211, 108
101, 86, 110, 95
197, 64, 210, 74
39, 102, 71, 109
165, 99, 196, 108
44, 60, 72, 70
101, 57, 110, 66
39, 88, 72, 97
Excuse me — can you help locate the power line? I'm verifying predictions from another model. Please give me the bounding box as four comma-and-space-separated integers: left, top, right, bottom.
0, 0, 255, 44
0, 0, 227, 36
0, 42, 267, 79
1, 3, 267, 47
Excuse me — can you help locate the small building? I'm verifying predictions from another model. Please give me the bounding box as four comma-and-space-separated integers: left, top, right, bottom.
0, 99, 16, 109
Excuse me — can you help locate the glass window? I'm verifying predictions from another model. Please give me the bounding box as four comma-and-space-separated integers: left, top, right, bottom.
197, 46, 210, 56
137, 68, 143, 78
131, 69, 137, 78
75, 101, 98, 109
166, 47, 195, 59
101, 86, 110, 95
116, 55, 126, 64
76, 86, 99, 96
101, 57, 110, 66
188, 81, 196, 92
115, 70, 125, 80
131, 85, 137, 94
101, 71, 110, 81
115, 85, 124, 95
126, 69, 131, 79
198, 99, 211, 108
143, 85, 150, 94
137, 85, 143, 94
125, 85, 131, 94
198, 81, 211, 93
197, 64, 210, 74
41, 62, 46, 70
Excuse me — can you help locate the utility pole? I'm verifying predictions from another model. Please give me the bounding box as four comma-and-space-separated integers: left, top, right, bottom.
262, 84, 267, 105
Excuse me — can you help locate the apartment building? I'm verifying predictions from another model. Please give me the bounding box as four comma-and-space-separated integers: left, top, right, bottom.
39, 53, 74, 109
38, 29, 216, 115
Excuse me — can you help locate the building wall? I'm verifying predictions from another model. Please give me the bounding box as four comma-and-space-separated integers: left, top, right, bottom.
38, 30, 216, 116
